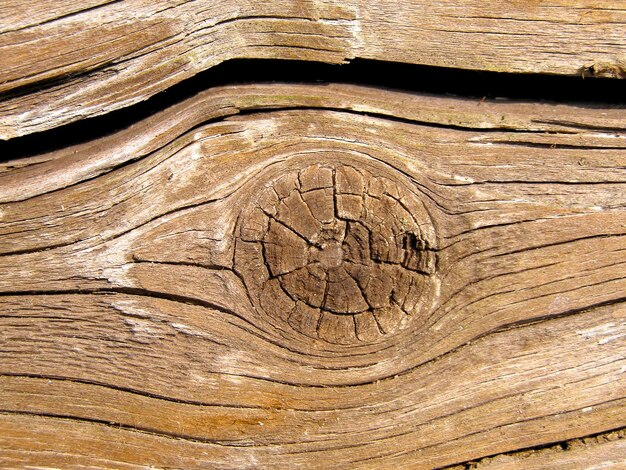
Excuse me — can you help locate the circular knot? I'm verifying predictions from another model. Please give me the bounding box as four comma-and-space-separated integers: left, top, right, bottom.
235, 161, 437, 345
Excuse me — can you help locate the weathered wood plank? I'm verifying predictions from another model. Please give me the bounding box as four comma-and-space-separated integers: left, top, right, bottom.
448, 429, 626, 469
2, 83, 625, 202
0, 85, 624, 467
0, 302, 624, 468
1, 0, 625, 138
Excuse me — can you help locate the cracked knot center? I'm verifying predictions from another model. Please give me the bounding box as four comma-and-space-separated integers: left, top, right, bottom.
236, 161, 437, 345
316, 241, 344, 269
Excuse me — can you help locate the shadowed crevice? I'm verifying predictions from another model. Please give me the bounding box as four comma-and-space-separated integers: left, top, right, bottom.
1, 58, 625, 161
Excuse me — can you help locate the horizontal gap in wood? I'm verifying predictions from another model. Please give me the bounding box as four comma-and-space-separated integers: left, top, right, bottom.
1, 58, 625, 161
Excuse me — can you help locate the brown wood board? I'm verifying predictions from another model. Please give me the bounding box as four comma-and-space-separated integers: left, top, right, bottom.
0, 84, 625, 468
1, 0, 625, 138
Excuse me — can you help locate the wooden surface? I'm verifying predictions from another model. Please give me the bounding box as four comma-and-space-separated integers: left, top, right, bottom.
1, 0, 625, 138
1, 84, 625, 468
448, 429, 626, 469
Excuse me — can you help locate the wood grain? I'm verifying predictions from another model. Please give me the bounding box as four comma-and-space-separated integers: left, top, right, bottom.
0, 84, 624, 468
447, 429, 626, 469
1, 0, 625, 138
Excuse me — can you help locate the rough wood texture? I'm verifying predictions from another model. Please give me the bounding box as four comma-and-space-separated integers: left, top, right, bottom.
1, 0, 625, 138
1, 84, 625, 468
447, 429, 626, 469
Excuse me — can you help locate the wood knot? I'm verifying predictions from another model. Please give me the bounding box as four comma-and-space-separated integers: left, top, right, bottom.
235, 161, 437, 346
